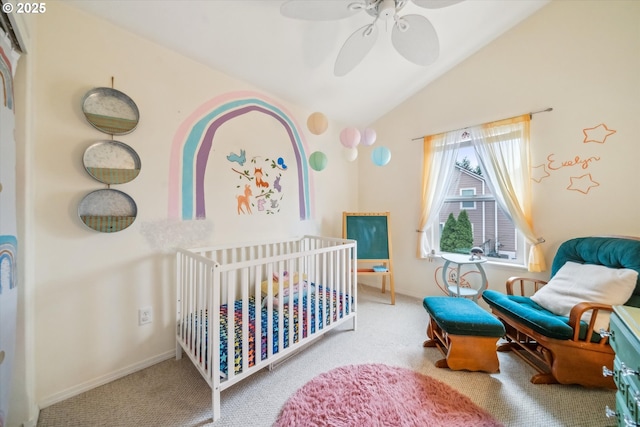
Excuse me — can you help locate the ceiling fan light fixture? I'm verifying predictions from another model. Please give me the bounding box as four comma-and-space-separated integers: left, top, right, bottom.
378, 0, 397, 19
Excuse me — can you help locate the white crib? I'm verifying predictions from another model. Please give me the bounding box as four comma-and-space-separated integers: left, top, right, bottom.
175, 235, 358, 422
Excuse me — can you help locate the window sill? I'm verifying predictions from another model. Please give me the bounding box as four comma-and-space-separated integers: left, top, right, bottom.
484, 259, 529, 271
432, 253, 528, 271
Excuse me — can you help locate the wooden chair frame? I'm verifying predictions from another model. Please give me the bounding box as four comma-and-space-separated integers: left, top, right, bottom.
491, 277, 615, 388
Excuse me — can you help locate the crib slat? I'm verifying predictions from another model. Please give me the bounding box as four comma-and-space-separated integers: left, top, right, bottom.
277, 261, 285, 353
240, 267, 249, 376
226, 270, 235, 381
266, 262, 274, 360
253, 265, 262, 367
211, 261, 221, 420
313, 251, 320, 334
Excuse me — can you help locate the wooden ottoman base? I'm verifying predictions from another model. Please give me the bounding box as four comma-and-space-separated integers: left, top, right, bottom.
424, 316, 501, 373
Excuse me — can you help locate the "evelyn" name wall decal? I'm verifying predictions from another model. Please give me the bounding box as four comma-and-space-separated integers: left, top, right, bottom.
531, 123, 616, 194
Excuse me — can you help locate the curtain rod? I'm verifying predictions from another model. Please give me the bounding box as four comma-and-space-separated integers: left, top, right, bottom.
410, 107, 553, 141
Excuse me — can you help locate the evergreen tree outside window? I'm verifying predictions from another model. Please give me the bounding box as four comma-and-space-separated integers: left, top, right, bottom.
440, 210, 474, 254
440, 213, 457, 252
454, 210, 474, 252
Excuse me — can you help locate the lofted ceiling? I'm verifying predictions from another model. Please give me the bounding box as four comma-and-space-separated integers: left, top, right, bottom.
65, 0, 549, 127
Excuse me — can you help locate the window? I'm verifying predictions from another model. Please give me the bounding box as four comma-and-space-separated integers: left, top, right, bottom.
460, 188, 476, 210
438, 146, 522, 262
417, 115, 546, 271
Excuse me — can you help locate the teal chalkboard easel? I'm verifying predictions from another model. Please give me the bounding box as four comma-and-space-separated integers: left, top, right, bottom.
343, 212, 395, 304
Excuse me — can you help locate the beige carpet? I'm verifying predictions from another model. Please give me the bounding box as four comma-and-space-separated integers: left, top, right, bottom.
37, 285, 616, 427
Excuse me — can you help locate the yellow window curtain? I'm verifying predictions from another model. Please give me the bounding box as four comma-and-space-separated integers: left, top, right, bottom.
416, 132, 463, 258
470, 114, 546, 272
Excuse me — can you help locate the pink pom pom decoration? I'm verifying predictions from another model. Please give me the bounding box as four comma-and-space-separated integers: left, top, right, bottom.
340, 127, 361, 149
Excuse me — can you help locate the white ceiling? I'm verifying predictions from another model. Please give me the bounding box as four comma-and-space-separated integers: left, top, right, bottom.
65, 0, 549, 127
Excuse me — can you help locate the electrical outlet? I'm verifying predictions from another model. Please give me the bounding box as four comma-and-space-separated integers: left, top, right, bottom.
139, 307, 152, 325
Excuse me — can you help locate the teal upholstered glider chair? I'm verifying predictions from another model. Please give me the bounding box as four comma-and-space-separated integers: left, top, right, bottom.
482, 236, 640, 388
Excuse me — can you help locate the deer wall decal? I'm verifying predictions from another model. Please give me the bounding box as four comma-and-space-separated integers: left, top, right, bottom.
236, 184, 252, 214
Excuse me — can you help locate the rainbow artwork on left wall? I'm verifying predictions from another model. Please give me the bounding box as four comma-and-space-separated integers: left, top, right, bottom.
0, 236, 17, 293
0, 43, 14, 109
168, 91, 313, 220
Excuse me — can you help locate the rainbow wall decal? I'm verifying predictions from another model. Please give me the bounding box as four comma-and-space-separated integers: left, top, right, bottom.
0, 45, 13, 109
168, 91, 312, 220
0, 236, 17, 294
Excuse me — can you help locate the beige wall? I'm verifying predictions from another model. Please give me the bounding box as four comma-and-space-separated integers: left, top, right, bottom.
358, 0, 640, 298
19, 1, 357, 419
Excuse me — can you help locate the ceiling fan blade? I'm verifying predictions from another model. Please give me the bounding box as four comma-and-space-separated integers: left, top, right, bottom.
334, 24, 379, 76
412, 0, 464, 9
281, 0, 360, 21
391, 14, 439, 66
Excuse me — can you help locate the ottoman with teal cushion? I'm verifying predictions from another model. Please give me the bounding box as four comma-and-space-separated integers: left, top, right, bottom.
423, 296, 505, 373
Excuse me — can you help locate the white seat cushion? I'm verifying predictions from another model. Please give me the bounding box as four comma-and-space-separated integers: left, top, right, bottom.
530, 261, 638, 333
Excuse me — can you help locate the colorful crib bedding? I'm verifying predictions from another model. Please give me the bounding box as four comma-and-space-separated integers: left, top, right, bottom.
187, 285, 351, 378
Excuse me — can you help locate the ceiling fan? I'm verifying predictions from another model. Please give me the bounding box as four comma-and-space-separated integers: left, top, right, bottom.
280, 0, 464, 76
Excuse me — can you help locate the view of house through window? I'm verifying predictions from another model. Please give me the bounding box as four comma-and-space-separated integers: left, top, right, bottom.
437, 143, 524, 263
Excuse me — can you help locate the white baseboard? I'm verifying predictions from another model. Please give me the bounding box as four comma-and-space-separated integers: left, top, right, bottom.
38, 350, 175, 409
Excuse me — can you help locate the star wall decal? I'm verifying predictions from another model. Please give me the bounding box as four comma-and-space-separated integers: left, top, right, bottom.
582, 123, 616, 144
531, 164, 551, 183
567, 173, 600, 194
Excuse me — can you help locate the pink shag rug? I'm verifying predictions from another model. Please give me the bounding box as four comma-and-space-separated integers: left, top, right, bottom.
274, 363, 503, 427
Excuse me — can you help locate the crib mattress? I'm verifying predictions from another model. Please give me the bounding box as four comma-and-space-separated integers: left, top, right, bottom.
185, 286, 351, 377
